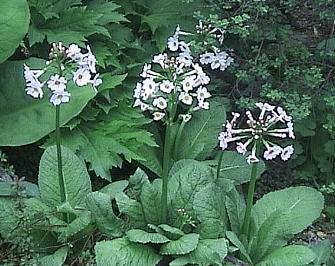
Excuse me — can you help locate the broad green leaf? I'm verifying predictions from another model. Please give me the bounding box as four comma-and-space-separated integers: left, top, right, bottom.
253, 186, 324, 237
86, 192, 124, 237
168, 160, 215, 222
99, 180, 129, 199
0, 181, 39, 197
0, 0, 30, 63
256, 245, 316, 266
310, 239, 332, 266
174, 102, 226, 160
225, 186, 246, 235
139, 179, 162, 225
38, 145, 92, 207
95, 238, 162, 266
58, 211, 92, 242
158, 224, 185, 239
160, 233, 199, 255
193, 184, 226, 239
0, 59, 96, 146
39, 247, 68, 266
226, 231, 252, 264
115, 192, 146, 228
170, 238, 228, 266
210, 151, 265, 185
126, 229, 170, 244
250, 209, 287, 262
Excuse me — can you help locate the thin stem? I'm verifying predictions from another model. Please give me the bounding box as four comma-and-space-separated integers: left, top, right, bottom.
56, 105, 68, 222
241, 160, 258, 238
161, 122, 173, 224
173, 120, 186, 160
216, 150, 224, 179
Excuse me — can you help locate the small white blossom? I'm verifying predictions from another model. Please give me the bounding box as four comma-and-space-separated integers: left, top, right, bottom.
180, 114, 192, 122
263, 145, 282, 160
196, 87, 211, 102
134, 83, 142, 99
160, 80, 174, 93
198, 100, 209, 110
179, 92, 193, 105
24, 64, 44, 84
66, 44, 82, 60
73, 68, 91, 86
153, 97, 168, 110
153, 54, 166, 69
167, 36, 179, 51
200, 52, 215, 65
47, 74, 67, 92
281, 145, 294, 161
182, 75, 196, 92
50, 91, 71, 106
153, 112, 165, 121
25, 80, 44, 98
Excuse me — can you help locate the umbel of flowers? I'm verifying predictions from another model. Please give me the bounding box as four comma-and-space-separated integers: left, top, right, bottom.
217, 102, 295, 238
133, 27, 212, 123
218, 102, 295, 164
24, 42, 102, 105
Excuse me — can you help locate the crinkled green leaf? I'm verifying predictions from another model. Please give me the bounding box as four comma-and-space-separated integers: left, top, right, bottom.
140, 179, 162, 225
39, 247, 68, 266
174, 101, 226, 160
86, 192, 124, 237
193, 184, 226, 239
160, 233, 199, 255
0, 181, 39, 198
99, 180, 129, 199
225, 186, 246, 235
256, 245, 316, 266
226, 231, 252, 264
168, 160, 215, 221
250, 209, 287, 262
253, 186, 324, 236
126, 229, 170, 244
210, 151, 265, 185
310, 239, 332, 265
58, 211, 92, 242
170, 238, 228, 266
0, 0, 30, 63
95, 238, 162, 266
115, 192, 146, 228
38, 145, 92, 207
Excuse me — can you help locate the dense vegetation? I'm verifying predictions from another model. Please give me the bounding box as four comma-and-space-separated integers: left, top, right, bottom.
0, 0, 334, 265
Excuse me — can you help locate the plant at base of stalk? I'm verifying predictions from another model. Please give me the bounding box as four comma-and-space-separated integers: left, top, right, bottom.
133, 25, 233, 223
23, 42, 102, 222
217, 102, 295, 237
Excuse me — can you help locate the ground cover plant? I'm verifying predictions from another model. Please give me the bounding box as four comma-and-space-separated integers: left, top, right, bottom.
0, 0, 334, 265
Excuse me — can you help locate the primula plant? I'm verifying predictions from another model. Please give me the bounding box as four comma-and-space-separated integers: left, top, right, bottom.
0, 0, 333, 264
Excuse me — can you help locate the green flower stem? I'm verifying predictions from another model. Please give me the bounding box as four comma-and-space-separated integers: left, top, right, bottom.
173, 120, 186, 159
56, 105, 68, 222
241, 160, 258, 238
216, 150, 224, 179
161, 122, 173, 223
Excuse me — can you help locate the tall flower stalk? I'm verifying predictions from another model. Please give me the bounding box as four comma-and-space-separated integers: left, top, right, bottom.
133, 24, 234, 223
218, 103, 295, 237
23, 42, 101, 222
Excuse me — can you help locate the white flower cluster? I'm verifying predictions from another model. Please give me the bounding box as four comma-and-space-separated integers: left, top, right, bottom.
200, 49, 234, 71
134, 27, 212, 122
218, 103, 295, 164
24, 42, 102, 106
